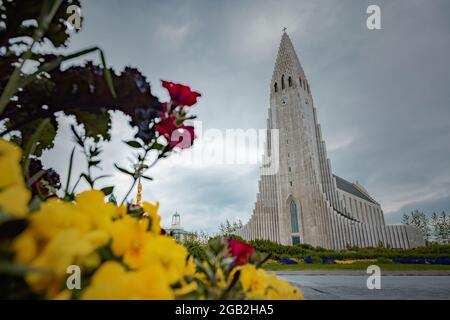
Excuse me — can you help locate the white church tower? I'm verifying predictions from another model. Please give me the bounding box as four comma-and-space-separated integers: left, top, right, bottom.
237, 31, 424, 249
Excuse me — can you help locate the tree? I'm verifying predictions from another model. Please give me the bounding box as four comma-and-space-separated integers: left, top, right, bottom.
219, 219, 243, 235
401, 213, 410, 225
402, 210, 450, 243
402, 210, 430, 242
437, 211, 450, 243
431, 212, 440, 242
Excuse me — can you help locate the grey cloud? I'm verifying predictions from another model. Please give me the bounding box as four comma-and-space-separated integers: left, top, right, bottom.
38, 0, 450, 232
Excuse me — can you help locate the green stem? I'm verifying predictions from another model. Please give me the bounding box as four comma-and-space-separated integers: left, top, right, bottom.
120, 179, 138, 206
64, 147, 76, 196
119, 147, 153, 205
22, 118, 50, 181
0, 0, 63, 116
70, 175, 82, 195
0, 41, 35, 116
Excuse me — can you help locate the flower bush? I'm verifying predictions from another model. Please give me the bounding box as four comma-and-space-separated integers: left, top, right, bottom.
0, 137, 302, 299
0, 0, 302, 300
0, 101, 302, 300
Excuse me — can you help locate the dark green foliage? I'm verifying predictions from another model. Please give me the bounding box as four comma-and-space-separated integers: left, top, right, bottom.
249, 239, 450, 260
1, 1, 163, 156
184, 240, 208, 261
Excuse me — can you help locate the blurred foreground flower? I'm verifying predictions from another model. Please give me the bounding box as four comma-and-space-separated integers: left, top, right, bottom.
228, 238, 256, 266
0, 139, 31, 218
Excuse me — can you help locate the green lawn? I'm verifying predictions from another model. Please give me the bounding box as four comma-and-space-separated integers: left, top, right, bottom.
264, 262, 450, 271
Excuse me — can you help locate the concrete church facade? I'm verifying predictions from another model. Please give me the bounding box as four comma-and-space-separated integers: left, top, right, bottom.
237, 32, 424, 249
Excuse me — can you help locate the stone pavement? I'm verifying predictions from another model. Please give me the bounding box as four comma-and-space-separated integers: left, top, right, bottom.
276, 270, 450, 300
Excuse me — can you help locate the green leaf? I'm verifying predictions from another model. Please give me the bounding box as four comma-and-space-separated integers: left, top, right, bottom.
93, 175, 112, 182
151, 142, 165, 151
22, 118, 52, 175
99, 49, 117, 98
255, 252, 272, 268
28, 196, 41, 212
0, 262, 50, 276
114, 164, 134, 177
70, 110, 111, 142
26, 169, 46, 188
70, 124, 85, 147
81, 173, 93, 186
101, 186, 114, 196
88, 160, 101, 167
124, 140, 142, 149
108, 193, 117, 204
219, 270, 241, 300
65, 146, 76, 194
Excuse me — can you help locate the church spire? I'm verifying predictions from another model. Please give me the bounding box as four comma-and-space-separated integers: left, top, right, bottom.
271, 31, 306, 86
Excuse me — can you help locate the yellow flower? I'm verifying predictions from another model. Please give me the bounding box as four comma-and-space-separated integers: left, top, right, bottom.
116, 204, 128, 218
0, 138, 22, 188
30, 198, 91, 241
236, 264, 303, 300
12, 229, 38, 264
81, 252, 102, 271
0, 183, 31, 219
237, 264, 268, 294
141, 235, 188, 284
110, 215, 152, 269
52, 290, 72, 300
75, 190, 117, 231
82, 261, 174, 300
175, 280, 198, 297
20, 228, 109, 298
264, 273, 303, 300
174, 256, 198, 297
142, 201, 161, 234
0, 138, 31, 218
185, 255, 197, 276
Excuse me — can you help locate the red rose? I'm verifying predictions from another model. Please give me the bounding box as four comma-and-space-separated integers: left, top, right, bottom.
162, 80, 201, 107
228, 239, 256, 266
170, 125, 194, 149
155, 115, 177, 138
155, 116, 195, 149
161, 102, 168, 113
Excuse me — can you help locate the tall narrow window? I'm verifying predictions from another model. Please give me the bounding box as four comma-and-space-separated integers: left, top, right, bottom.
290, 201, 299, 233
299, 78, 302, 88
288, 76, 292, 87
274, 82, 278, 92
307, 83, 310, 93
281, 75, 285, 90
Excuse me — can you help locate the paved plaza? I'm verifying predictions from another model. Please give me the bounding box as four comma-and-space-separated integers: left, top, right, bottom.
276, 270, 450, 300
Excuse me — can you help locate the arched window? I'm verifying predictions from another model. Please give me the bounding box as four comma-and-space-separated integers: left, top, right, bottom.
288, 76, 292, 87
274, 82, 278, 92
299, 77, 302, 88
290, 200, 299, 233
281, 75, 285, 90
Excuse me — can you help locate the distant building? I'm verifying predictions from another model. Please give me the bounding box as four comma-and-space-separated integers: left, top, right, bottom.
237, 32, 424, 249
166, 211, 190, 242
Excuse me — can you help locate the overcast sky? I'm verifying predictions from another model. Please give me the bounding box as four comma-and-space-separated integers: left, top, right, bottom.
40, 0, 450, 232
